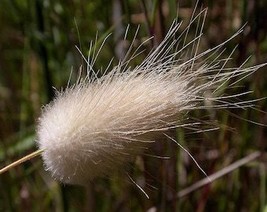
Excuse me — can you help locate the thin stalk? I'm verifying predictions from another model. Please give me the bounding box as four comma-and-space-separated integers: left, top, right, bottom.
0, 149, 43, 174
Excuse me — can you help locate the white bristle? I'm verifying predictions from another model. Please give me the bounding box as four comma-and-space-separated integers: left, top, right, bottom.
36, 10, 264, 185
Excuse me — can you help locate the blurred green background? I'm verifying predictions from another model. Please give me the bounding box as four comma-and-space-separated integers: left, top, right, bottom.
0, 0, 266, 211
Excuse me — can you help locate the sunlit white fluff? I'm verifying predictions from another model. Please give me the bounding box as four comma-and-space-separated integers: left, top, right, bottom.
36, 9, 264, 185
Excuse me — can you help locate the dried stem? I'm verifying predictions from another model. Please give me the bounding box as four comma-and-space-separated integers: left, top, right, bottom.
177, 151, 262, 198
0, 149, 44, 174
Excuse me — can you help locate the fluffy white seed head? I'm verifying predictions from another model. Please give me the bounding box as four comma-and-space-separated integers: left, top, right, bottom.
37, 10, 264, 185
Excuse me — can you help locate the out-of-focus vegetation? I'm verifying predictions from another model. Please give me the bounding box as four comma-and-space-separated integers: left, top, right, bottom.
0, 0, 266, 211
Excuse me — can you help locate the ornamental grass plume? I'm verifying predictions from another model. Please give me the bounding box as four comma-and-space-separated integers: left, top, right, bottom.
0, 8, 265, 186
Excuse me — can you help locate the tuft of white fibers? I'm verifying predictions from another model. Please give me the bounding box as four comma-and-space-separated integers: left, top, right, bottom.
36, 9, 265, 185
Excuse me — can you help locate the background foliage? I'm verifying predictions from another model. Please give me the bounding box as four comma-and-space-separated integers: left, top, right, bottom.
0, 0, 266, 211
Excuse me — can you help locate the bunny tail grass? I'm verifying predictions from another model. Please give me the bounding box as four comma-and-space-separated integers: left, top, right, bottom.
0, 149, 43, 175
36, 9, 265, 185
